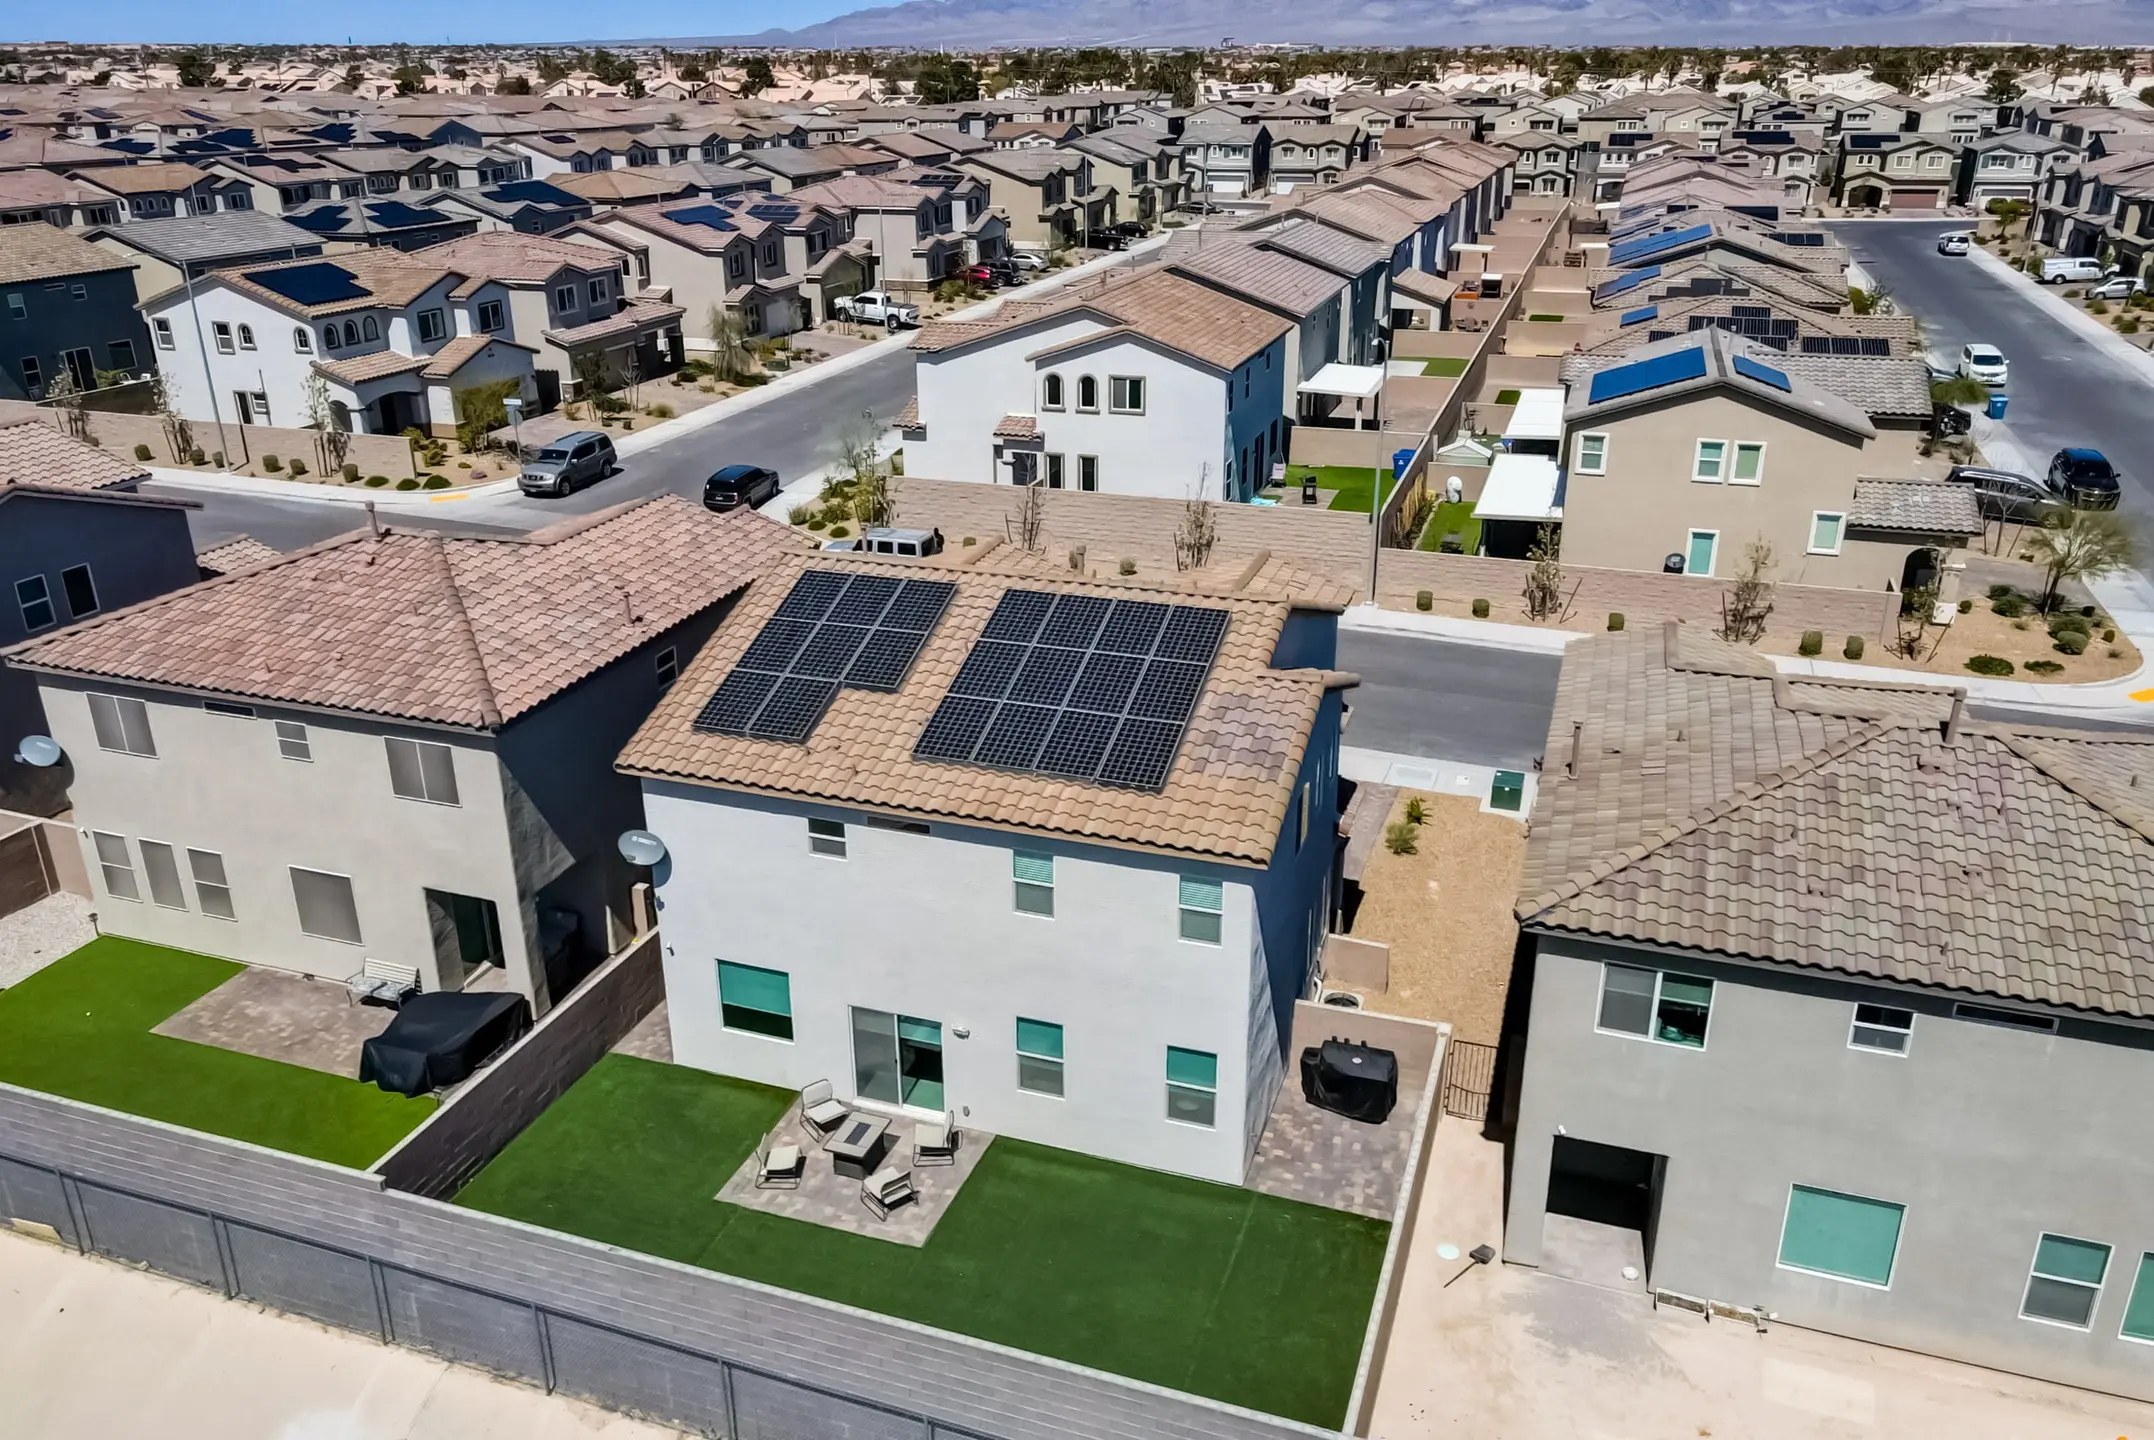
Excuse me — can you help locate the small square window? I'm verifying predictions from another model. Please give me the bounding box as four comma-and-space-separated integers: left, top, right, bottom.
1849, 1003, 1913, 1054
1574, 432, 1608, 474
1179, 875, 1223, 943
212, 321, 235, 354
655, 646, 678, 688
290, 866, 362, 944
2023, 1233, 2111, 1329
477, 299, 504, 333
1013, 850, 1054, 916
88, 692, 156, 757
1109, 375, 1146, 413
275, 720, 312, 762
1597, 962, 1710, 1047
385, 736, 459, 805
416, 309, 446, 343
1731, 442, 1765, 484
14, 575, 53, 631
1809, 512, 1846, 556
555, 283, 577, 312
588, 277, 609, 304
808, 817, 847, 858
718, 960, 793, 1040
1693, 439, 1727, 481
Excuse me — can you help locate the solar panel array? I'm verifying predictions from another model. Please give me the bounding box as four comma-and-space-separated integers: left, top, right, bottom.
245, 260, 369, 306
692, 570, 956, 744
1607, 223, 1713, 267
1800, 335, 1893, 357
913, 591, 1229, 793
667, 203, 740, 232
1586, 346, 1708, 406
365, 201, 448, 229
1732, 354, 1793, 392
747, 202, 801, 225
1591, 264, 1660, 303
1619, 304, 1659, 327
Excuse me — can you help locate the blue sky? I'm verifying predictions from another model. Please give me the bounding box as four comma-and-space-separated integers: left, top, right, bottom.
5, 1, 861, 44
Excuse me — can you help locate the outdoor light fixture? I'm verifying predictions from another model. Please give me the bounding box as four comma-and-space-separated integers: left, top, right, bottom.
617, 829, 668, 867
13, 735, 61, 767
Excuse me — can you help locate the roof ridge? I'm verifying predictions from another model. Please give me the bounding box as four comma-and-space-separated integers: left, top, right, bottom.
1993, 731, 2154, 845
428, 532, 505, 730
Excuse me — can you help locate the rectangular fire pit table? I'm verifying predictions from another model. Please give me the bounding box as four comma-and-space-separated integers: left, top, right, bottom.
825, 1114, 893, 1179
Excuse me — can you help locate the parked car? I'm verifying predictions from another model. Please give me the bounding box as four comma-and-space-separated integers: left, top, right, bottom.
1945, 464, 2058, 523
983, 257, 1024, 286
702, 463, 781, 513
832, 290, 920, 330
2041, 256, 2111, 284
2087, 274, 2148, 301
958, 263, 1002, 288
854, 526, 945, 558
1958, 343, 2009, 386
1006, 252, 1048, 272
2048, 448, 2123, 509
517, 431, 616, 498
1936, 232, 1971, 256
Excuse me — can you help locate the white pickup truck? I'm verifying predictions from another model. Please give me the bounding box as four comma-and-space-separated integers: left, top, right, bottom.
832, 290, 920, 329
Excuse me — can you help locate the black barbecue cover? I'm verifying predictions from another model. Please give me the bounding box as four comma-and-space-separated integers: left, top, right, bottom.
1299, 1038, 1399, 1124
360, 992, 531, 1097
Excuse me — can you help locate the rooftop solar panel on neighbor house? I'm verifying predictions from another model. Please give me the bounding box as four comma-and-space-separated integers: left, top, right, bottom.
746, 203, 800, 224
1620, 305, 1659, 326
1591, 264, 1661, 303
914, 590, 1228, 792
1732, 354, 1793, 391
1607, 223, 1714, 267
245, 260, 368, 305
1586, 346, 1709, 405
365, 202, 448, 229
667, 204, 739, 231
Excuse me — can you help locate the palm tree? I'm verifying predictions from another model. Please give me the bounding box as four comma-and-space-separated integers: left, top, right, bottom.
2025, 508, 2140, 613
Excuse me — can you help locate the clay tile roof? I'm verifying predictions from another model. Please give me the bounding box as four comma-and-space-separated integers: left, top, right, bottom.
616, 551, 1337, 865
0, 421, 148, 492
894, 395, 920, 428
75, 161, 209, 195
425, 231, 619, 293
218, 247, 453, 318
1516, 622, 2154, 1017
195, 536, 281, 576
992, 413, 1037, 439
542, 295, 685, 348
419, 333, 534, 380
7, 498, 805, 729
0, 221, 132, 286
1847, 478, 1983, 535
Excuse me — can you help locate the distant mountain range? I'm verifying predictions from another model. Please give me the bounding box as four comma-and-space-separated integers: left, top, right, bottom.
691, 0, 2154, 48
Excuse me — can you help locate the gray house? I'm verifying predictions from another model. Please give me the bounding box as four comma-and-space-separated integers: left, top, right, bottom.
0, 222, 156, 400
1505, 621, 2154, 1403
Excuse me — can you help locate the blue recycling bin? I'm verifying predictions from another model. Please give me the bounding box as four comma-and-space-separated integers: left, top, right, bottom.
1392, 447, 1417, 477
1987, 393, 2010, 420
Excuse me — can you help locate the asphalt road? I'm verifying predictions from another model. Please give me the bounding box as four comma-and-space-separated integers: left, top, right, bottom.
1338, 629, 1562, 769
1826, 219, 2154, 508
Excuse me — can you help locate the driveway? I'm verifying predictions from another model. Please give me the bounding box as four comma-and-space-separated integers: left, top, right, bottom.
1338, 629, 1562, 771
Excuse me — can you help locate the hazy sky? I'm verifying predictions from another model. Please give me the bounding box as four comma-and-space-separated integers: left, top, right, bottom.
5, 0, 863, 44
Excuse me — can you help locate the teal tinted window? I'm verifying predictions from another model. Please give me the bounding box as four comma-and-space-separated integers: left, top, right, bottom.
717, 960, 793, 1040
2120, 1254, 2154, 1342
1778, 1185, 1903, 1286
1179, 875, 1224, 943
1015, 1017, 1063, 1059
1013, 850, 1054, 915
1166, 1046, 1217, 1089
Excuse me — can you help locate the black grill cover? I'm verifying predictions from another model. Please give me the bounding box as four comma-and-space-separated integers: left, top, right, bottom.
360, 991, 531, 1097
1299, 1038, 1399, 1125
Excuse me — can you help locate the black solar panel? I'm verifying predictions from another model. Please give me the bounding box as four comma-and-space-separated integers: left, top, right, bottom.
691, 569, 955, 741
911, 591, 1230, 792
247, 261, 368, 306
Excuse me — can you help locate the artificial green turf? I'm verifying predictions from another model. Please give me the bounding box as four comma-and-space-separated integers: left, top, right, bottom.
0, 937, 435, 1167
1419, 356, 1469, 378
1494, 388, 1522, 406
455, 1054, 1389, 1427
1283, 463, 1402, 515
1418, 499, 1483, 553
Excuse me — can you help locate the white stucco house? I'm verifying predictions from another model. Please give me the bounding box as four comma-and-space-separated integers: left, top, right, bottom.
618, 554, 1353, 1184
901, 267, 1292, 501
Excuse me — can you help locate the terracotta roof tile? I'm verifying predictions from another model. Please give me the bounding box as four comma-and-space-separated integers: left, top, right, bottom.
992, 413, 1038, 439
1847, 478, 1983, 535
0, 221, 132, 286
194, 536, 281, 576
0, 421, 147, 492
314, 350, 428, 385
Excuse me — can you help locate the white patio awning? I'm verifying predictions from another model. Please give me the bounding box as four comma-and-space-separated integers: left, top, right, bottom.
1502, 388, 1567, 443
1475, 453, 1564, 523
1297, 362, 1386, 400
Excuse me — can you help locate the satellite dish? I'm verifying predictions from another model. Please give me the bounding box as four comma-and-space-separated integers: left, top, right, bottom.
617, 829, 668, 867
13, 735, 61, 768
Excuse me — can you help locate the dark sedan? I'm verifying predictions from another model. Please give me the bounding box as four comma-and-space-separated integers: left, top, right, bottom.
703, 464, 781, 513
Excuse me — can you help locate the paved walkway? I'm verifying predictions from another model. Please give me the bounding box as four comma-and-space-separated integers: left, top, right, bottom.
0, 1228, 684, 1440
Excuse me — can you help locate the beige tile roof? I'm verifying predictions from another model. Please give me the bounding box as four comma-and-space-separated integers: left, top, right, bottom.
0, 421, 148, 492
542, 295, 685, 348
74, 162, 210, 195
195, 536, 281, 576
1847, 479, 1983, 535
894, 395, 921, 429
1518, 622, 2154, 1017
7, 498, 804, 730
616, 551, 1343, 865
992, 413, 1038, 439
426, 231, 622, 296
917, 265, 1291, 373
0, 221, 133, 286
218, 247, 453, 318
419, 333, 535, 380
314, 350, 428, 385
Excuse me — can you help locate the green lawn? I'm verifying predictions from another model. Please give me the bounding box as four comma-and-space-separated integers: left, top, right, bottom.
1418, 500, 1483, 553
1284, 463, 1402, 514
1419, 356, 1469, 378
0, 937, 434, 1167
456, 1055, 1388, 1427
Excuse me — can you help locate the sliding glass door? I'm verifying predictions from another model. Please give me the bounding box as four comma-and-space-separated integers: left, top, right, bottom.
850, 1007, 945, 1111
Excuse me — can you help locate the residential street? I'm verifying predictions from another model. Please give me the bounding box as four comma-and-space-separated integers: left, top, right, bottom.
1339, 630, 1561, 770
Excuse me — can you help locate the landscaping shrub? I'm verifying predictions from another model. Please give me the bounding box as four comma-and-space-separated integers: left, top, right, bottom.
288, 459, 306, 477
133, 443, 153, 461
1843, 635, 1865, 660
1987, 583, 2016, 600
828, 524, 851, 538
365, 475, 390, 487
1966, 654, 2016, 675
2090, 299, 2111, 315
2122, 317, 2143, 335
1991, 594, 2026, 617
2057, 630, 2091, 655
1415, 590, 1432, 611
1607, 612, 1625, 631
1799, 630, 1823, 656
262, 455, 282, 473
806, 517, 828, 531
2105, 628, 2118, 643
1119, 558, 1137, 576
647, 403, 675, 419
423, 476, 450, 490
2026, 660, 2065, 674
962, 535, 977, 546
395, 477, 420, 491
1526, 313, 1563, 322
1495, 389, 1522, 406
1404, 797, 1426, 825
1472, 598, 1490, 618
787, 503, 814, 525
342, 462, 360, 483
1383, 820, 1419, 855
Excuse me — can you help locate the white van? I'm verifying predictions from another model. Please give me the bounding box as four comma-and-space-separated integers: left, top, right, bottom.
2041, 256, 2110, 284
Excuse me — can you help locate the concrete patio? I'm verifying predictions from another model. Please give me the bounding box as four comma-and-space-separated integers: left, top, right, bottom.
714, 1103, 992, 1248
152, 967, 392, 1077
1245, 1004, 1439, 1220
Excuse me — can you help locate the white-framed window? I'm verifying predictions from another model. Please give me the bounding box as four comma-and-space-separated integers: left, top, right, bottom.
554, 283, 577, 312
1076, 375, 1099, 412
1045, 453, 1065, 488
212, 321, 235, 354
275, 720, 311, 762
477, 299, 504, 333
88, 692, 156, 757
188, 848, 235, 919
2022, 1234, 2111, 1329
1041, 372, 1064, 409
1016, 1017, 1065, 1096
1078, 454, 1099, 491
808, 817, 847, 858
655, 646, 678, 688
61, 564, 97, 619
416, 308, 446, 343
91, 831, 139, 901
1686, 529, 1719, 577
237, 323, 256, 351
1849, 1003, 1914, 1055
1777, 1183, 1904, 1288
1179, 876, 1224, 943
1013, 849, 1054, 916
1731, 441, 1765, 485
153, 317, 175, 349
1809, 511, 1846, 556
1693, 439, 1728, 482
291, 325, 312, 353
1595, 961, 1711, 1048
1573, 431, 1608, 474
139, 839, 188, 909
1165, 1046, 1217, 1127
1109, 375, 1146, 413
385, 736, 459, 805
290, 866, 363, 944
588, 277, 609, 304
14, 575, 53, 630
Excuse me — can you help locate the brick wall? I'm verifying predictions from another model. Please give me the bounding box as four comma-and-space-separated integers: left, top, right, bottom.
372, 931, 666, 1199
1376, 550, 1900, 638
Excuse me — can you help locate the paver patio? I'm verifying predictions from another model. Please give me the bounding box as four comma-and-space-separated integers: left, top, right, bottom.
152, 966, 393, 1077
713, 1105, 991, 1247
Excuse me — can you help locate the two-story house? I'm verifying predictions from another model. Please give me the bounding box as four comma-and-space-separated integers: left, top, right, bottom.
86, 210, 325, 308
1957, 131, 2073, 209
617, 551, 1351, 1186
1833, 133, 1961, 210
1266, 123, 1369, 193
1066, 132, 1183, 226
0, 222, 155, 400
1493, 132, 1584, 196
0, 171, 121, 230
961, 150, 1114, 253
1177, 121, 1273, 199
70, 162, 253, 221
789, 168, 1002, 293
4, 499, 801, 1015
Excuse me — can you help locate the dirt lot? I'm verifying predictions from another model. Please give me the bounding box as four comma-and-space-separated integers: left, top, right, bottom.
1338, 791, 1524, 1045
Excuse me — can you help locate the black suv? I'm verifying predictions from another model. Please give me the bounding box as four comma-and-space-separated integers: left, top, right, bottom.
2048, 448, 2123, 510
703, 464, 781, 512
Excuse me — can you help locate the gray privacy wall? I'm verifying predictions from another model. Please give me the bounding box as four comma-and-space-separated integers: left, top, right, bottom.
0, 1082, 1341, 1440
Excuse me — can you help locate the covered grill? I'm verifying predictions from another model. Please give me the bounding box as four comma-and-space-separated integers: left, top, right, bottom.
1299, 1037, 1398, 1125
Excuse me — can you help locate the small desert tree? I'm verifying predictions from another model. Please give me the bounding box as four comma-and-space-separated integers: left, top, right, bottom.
1174, 469, 1219, 571
571, 351, 616, 417
1718, 538, 1776, 645
150, 374, 192, 463
2026, 508, 2141, 613
838, 413, 894, 528
1522, 523, 1569, 621
453, 378, 522, 452
706, 304, 755, 382
43, 367, 92, 443
1007, 480, 1045, 552
302, 371, 348, 475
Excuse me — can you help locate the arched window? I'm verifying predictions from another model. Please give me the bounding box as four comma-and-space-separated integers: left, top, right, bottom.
1042, 373, 1064, 409
319, 326, 337, 350
343, 321, 361, 347
236, 323, 256, 350
1076, 375, 1099, 412
361, 316, 379, 341
292, 326, 312, 354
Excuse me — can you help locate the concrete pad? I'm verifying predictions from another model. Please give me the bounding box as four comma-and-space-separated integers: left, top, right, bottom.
612, 1000, 673, 1062
152, 967, 393, 1077
0, 1227, 685, 1439
1246, 1062, 1420, 1220
715, 1107, 991, 1247
1538, 1213, 1646, 1293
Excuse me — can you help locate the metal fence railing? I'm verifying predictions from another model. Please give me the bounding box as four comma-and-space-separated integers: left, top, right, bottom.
1439, 1040, 1500, 1124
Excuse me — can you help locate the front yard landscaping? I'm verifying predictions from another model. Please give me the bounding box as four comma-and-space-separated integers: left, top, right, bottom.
0, 937, 434, 1168
455, 1054, 1387, 1427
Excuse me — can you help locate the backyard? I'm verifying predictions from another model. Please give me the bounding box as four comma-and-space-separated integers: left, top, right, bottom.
0, 937, 434, 1168
455, 1054, 1388, 1427
1282, 463, 1402, 514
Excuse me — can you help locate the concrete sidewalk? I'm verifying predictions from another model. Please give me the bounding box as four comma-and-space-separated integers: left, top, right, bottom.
0, 1227, 683, 1439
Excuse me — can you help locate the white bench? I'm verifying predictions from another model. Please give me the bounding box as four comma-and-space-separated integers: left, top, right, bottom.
346, 957, 420, 1008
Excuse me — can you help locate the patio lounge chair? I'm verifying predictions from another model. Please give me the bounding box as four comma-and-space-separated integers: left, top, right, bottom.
345, 957, 420, 1008
913, 1111, 958, 1167
861, 1164, 915, 1220
755, 1143, 805, 1190
799, 1080, 849, 1142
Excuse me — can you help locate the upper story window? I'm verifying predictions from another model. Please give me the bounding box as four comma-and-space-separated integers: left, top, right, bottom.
88, 692, 157, 757
292, 326, 312, 353
212, 321, 235, 354
1596, 961, 1710, 1048
237, 323, 256, 350
1574, 431, 1608, 474
275, 720, 311, 762
1041, 373, 1064, 409
1076, 375, 1099, 412
1013, 850, 1054, 916
361, 316, 379, 341
385, 736, 459, 805
416, 308, 446, 344
1108, 376, 1145, 414
808, 818, 846, 858
14, 575, 54, 630
477, 300, 504, 333
726, 252, 746, 281
1178, 877, 1223, 943
587, 276, 609, 304
761, 242, 778, 267
1849, 1003, 1913, 1054
5, 293, 22, 321
554, 283, 577, 313
61, 564, 97, 619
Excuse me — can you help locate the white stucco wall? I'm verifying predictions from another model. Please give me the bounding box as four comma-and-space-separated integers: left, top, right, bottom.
642, 784, 1262, 1184
908, 313, 1105, 483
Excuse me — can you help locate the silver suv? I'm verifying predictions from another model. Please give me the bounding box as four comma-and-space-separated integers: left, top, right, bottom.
518, 431, 617, 497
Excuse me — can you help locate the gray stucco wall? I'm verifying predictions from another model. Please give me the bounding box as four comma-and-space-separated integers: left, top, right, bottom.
1507, 933, 2154, 1402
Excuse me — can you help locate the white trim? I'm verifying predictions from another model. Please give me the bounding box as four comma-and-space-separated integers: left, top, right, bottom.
1592, 960, 1713, 1051
2020, 1231, 2111, 1331
1730, 440, 1766, 486
1847, 1002, 1914, 1056
1686, 528, 1720, 577
1572, 430, 1608, 475
1808, 510, 1847, 556
1774, 1182, 1904, 1291
1692, 438, 1728, 482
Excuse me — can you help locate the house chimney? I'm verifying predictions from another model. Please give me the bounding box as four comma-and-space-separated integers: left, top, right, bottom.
1943, 690, 1966, 745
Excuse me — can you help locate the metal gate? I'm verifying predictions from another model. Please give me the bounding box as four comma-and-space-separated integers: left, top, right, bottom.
1440, 1039, 1500, 1122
